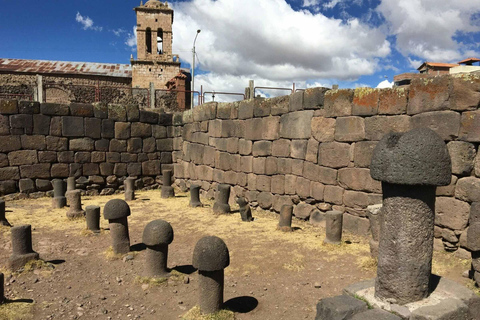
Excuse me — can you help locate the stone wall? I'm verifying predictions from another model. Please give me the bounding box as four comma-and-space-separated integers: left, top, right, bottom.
0, 99, 174, 197
173, 73, 480, 258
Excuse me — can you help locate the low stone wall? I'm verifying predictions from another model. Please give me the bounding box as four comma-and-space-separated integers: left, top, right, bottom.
0, 99, 175, 197
173, 73, 480, 258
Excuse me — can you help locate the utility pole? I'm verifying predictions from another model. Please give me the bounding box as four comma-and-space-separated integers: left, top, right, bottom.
191, 29, 201, 109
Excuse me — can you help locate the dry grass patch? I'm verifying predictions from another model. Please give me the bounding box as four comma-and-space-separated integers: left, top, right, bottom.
357, 256, 377, 272
432, 250, 470, 276
182, 306, 235, 320
0, 300, 34, 320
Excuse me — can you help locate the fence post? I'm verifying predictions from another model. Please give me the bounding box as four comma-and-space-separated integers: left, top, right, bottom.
149, 82, 155, 108
36, 75, 43, 102
249, 80, 254, 99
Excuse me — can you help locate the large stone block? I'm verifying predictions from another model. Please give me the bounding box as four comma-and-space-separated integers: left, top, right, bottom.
294, 202, 315, 219
280, 111, 313, 139
324, 185, 344, 205
84, 117, 101, 139
254, 99, 271, 117
49, 117, 62, 136
10, 114, 33, 134
203, 146, 216, 166
305, 139, 319, 163
33, 114, 50, 135
315, 295, 367, 320
284, 174, 297, 195
310, 181, 325, 200
244, 118, 263, 141
108, 104, 127, 121
40, 103, 69, 116
238, 139, 252, 155
113, 163, 127, 176
277, 157, 292, 174
58, 151, 74, 163
338, 168, 381, 193
317, 142, 350, 168
352, 88, 379, 116
271, 175, 285, 194
290, 139, 308, 159
343, 213, 370, 236
353, 141, 377, 168
70, 138, 94, 151
109, 139, 127, 152
435, 197, 470, 230
335, 116, 365, 142
70, 103, 93, 117
268, 95, 289, 115
139, 110, 158, 124
365, 115, 412, 141
93, 102, 108, 119
21, 135, 46, 150
142, 137, 156, 153
0, 167, 20, 180
257, 175, 271, 192
131, 122, 151, 137
83, 163, 99, 176
158, 113, 173, 126
257, 192, 273, 209
252, 140, 272, 156
303, 87, 329, 110
296, 176, 311, 198
455, 177, 480, 202
343, 190, 369, 209
74, 152, 91, 163
272, 139, 290, 157
272, 195, 294, 212
303, 162, 338, 185
8, 150, 37, 166
19, 178, 35, 193
0, 115, 10, 135
99, 163, 114, 176
51, 163, 69, 178
101, 119, 115, 138
193, 102, 217, 122
447, 141, 475, 176
449, 75, 480, 111
263, 116, 280, 140
0, 100, 18, 114
20, 163, 51, 179
459, 110, 480, 142
378, 87, 408, 115
411, 111, 461, 141
324, 89, 354, 117
289, 90, 304, 112
407, 76, 450, 115
142, 160, 161, 176
265, 157, 278, 175
18, 101, 39, 114
0, 136, 21, 152
115, 122, 131, 139
156, 139, 173, 152
238, 100, 254, 119
95, 139, 109, 152
252, 157, 266, 174
91, 151, 105, 163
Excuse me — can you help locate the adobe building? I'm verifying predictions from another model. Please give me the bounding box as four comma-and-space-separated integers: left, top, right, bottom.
0, 0, 190, 110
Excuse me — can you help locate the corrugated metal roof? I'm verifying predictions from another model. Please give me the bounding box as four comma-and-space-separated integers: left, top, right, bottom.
0, 58, 132, 78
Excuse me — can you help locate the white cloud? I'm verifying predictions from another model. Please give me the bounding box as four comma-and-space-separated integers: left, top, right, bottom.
172, 0, 390, 96
376, 79, 393, 88
75, 12, 102, 31
377, 0, 480, 62
111, 28, 126, 37
125, 26, 137, 49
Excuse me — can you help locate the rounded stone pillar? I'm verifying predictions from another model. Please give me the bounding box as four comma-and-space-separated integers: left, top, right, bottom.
0, 200, 11, 227
213, 184, 231, 214
52, 179, 67, 209
370, 128, 451, 305
324, 210, 343, 244
8, 224, 40, 271
85, 205, 101, 233
65, 190, 85, 219
161, 170, 175, 198
0, 272, 4, 304
189, 184, 203, 208
142, 219, 174, 277
193, 236, 230, 314
278, 205, 293, 232
124, 177, 136, 201
103, 199, 131, 254
66, 177, 76, 192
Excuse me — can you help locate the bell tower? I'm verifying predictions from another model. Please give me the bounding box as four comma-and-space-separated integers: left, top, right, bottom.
131, 0, 181, 90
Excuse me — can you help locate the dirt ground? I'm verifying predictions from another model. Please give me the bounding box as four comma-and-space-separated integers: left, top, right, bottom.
0, 189, 476, 320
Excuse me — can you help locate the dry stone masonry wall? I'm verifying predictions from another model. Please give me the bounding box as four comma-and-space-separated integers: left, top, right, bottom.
173, 73, 480, 258
0, 100, 174, 197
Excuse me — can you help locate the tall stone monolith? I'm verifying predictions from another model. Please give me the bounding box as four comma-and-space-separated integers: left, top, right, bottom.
370, 128, 451, 305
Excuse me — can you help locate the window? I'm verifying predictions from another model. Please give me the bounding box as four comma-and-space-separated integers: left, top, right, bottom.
157, 28, 163, 54
146, 28, 152, 53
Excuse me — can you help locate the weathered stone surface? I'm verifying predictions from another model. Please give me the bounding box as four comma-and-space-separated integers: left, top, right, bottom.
33, 114, 50, 135
364, 115, 412, 141
343, 190, 369, 209
131, 122, 151, 137
93, 102, 108, 119
378, 88, 408, 115
353, 141, 377, 168
70, 138, 94, 151
295, 177, 310, 198
21, 135, 45, 151
335, 116, 365, 142
446, 141, 475, 176
317, 142, 350, 168
352, 88, 379, 116
338, 168, 381, 193
290, 140, 308, 159
343, 213, 370, 236
324, 185, 344, 205
257, 175, 271, 192
411, 111, 461, 141
84, 117, 101, 139
279, 111, 313, 139
262, 116, 280, 140
315, 295, 367, 320
459, 110, 480, 142
305, 139, 319, 163
407, 76, 450, 115
455, 177, 480, 202
311, 117, 336, 142
142, 160, 161, 176
139, 110, 158, 124
238, 139, 252, 155
252, 157, 265, 174
50, 163, 69, 177
8, 150, 37, 166
0, 100, 18, 114
62, 117, 84, 137
115, 122, 131, 139
294, 202, 315, 219
310, 181, 324, 200
10, 114, 33, 134
271, 175, 285, 194
38, 151, 56, 163
252, 140, 272, 156
371, 128, 451, 186
257, 192, 273, 209
271, 139, 290, 157
0, 136, 21, 152
238, 100, 254, 120
303, 162, 337, 185
20, 163, 50, 179
303, 87, 329, 110
449, 75, 480, 111
350, 309, 402, 320
40, 103, 69, 116
0, 115, 9, 135
324, 89, 354, 117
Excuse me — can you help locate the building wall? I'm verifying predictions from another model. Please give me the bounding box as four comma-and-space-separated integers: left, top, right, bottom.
131, 62, 180, 89
172, 73, 480, 258
0, 100, 175, 197
136, 10, 174, 62
450, 65, 480, 74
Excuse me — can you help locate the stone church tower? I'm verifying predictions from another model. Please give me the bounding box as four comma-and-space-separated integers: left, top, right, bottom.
131, 0, 182, 91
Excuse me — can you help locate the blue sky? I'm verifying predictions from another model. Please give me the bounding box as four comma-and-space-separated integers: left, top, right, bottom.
1, 0, 480, 100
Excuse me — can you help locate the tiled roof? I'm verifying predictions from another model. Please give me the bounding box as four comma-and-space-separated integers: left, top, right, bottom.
417, 62, 459, 70
458, 57, 480, 64
0, 58, 132, 78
